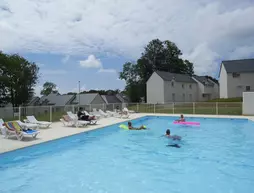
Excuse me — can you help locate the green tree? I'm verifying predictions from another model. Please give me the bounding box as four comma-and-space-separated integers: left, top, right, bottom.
119, 39, 194, 102
40, 82, 59, 96
0, 52, 39, 107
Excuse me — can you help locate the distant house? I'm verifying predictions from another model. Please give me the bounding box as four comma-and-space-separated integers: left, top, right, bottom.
39, 93, 75, 106
219, 59, 254, 98
192, 76, 219, 101
101, 95, 122, 104
71, 93, 106, 111
116, 93, 130, 103
147, 71, 198, 103
101, 95, 123, 111
146, 71, 219, 103
26, 97, 40, 106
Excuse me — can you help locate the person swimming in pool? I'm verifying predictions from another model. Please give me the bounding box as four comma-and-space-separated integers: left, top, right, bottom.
165, 129, 181, 140
165, 129, 181, 148
176, 114, 185, 122
128, 122, 146, 130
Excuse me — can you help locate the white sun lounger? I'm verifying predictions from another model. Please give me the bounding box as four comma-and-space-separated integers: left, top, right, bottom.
0, 118, 7, 136
98, 109, 109, 117
16, 120, 39, 130
4, 121, 40, 141
65, 113, 89, 127
25, 116, 52, 128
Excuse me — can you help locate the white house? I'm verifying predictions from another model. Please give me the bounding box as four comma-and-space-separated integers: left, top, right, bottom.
192, 75, 219, 101
219, 59, 254, 98
146, 71, 219, 103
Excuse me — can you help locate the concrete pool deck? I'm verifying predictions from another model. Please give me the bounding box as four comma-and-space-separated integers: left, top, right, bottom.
0, 113, 253, 154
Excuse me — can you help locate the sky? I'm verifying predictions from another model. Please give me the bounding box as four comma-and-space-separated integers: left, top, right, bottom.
1, 0, 254, 96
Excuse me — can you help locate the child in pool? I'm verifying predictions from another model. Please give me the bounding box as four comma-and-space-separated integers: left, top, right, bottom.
165, 129, 181, 140
128, 122, 146, 130
176, 114, 185, 122
165, 129, 181, 148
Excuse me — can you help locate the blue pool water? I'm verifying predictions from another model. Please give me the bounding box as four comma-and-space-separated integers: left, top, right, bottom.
1, 116, 254, 193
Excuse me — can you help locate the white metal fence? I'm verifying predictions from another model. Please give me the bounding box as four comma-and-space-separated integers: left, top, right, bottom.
0, 102, 242, 122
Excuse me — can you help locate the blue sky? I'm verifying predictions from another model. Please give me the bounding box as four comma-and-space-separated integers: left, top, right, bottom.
22, 52, 128, 94
1, 0, 254, 96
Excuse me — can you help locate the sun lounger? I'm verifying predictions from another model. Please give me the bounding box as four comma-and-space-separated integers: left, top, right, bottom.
98, 109, 109, 117
119, 108, 130, 119
0, 118, 7, 136
16, 120, 39, 130
89, 110, 101, 119
63, 114, 89, 127
68, 111, 97, 125
3, 121, 40, 140
25, 116, 52, 128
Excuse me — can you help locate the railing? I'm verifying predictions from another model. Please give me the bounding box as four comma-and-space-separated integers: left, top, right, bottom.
0, 102, 243, 122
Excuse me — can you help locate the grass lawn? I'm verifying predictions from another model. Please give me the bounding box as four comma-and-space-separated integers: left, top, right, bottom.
127, 103, 242, 115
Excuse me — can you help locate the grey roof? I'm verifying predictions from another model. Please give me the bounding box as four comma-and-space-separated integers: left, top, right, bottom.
222, 59, 254, 73
71, 93, 98, 105
102, 95, 122, 104
155, 71, 196, 83
27, 97, 40, 106
193, 76, 214, 86
116, 93, 130, 103
39, 94, 75, 106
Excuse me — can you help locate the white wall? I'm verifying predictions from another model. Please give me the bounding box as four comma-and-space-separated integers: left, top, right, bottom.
219, 64, 228, 98
147, 72, 164, 103
164, 81, 198, 102
227, 72, 254, 98
243, 92, 254, 115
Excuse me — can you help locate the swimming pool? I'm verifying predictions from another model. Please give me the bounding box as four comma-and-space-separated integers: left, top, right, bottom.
1, 116, 254, 193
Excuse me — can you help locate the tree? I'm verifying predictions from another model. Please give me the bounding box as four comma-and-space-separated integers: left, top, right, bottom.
0, 52, 39, 107
119, 39, 194, 102
40, 82, 59, 96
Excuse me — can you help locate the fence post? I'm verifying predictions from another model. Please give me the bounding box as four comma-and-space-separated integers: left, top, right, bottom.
137, 103, 139, 112
172, 103, 175, 114
72, 105, 75, 113
113, 103, 115, 111
89, 104, 92, 112
50, 106, 52, 122
193, 102, 195, 114
154, 104, 156, 114
19, 106, 21, 120
216, 102, 218, 115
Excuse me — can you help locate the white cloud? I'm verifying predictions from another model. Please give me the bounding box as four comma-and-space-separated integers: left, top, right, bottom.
98, 68, 116, 73
41, 69, 67, 75
1, 0, 254, 75
79, 55, 102, 68
62, 55, 70, 63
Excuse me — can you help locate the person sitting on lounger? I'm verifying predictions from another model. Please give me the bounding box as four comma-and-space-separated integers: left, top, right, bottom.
77, 107, 96, 121
176, 114, 185, 122
128, 122, 146, 130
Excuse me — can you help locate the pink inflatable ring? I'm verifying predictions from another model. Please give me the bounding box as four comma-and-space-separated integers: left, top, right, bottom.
173, 121, 200, 126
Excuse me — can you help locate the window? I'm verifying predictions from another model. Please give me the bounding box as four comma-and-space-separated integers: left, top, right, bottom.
182, 84, 184, 89
189, 84, 192, 89
232, 73, 240, 78
171, 82, 174, 87
172, 93, 175, 102
246, 86, 251, 91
